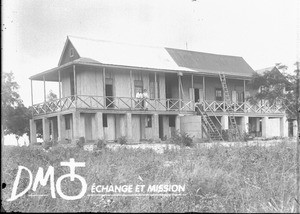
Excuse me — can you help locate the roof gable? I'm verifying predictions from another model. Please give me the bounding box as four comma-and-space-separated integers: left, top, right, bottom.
58, 37, 80, 66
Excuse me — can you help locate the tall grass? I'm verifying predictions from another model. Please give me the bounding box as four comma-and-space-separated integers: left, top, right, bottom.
2, 141, 297, 213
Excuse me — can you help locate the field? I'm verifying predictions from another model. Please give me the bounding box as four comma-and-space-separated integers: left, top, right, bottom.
1, 141, 297, 213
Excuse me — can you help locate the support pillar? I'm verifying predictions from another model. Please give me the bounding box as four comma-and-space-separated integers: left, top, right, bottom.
126, 113, 132, 141
72, 112, 80, 142
241, 116, 249, 133
221, 115, 229, 130
29, 119, 37, 144
57, 114, 65, 142
50, 119, 54, 140
153, 114, 159, 140
262, 116, 269, 138
280, 116, 288, 137
95, 112, 104, 140
175, 115, 181, 132
293, 120, 298, 137
42, 117, 50, 141
256, 118, 260, 132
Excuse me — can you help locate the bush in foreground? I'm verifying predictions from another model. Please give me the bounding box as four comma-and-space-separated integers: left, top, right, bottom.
1, 141, 297, 213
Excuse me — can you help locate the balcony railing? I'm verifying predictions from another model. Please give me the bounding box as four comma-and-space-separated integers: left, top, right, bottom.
30, 95, 286, 116
31, 95, 195, 116
200, 100, 286, 114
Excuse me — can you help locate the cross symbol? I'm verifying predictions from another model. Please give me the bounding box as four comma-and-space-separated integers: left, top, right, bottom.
60, 158, 85, 181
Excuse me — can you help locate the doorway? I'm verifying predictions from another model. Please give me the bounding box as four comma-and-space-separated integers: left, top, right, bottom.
159, 115, 164, 140
105, 84, 114, 108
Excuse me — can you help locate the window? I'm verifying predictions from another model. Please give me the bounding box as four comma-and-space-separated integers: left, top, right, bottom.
70, 48, 74, 57
149, 73, 155, 99
65, 115, 71, 130
215, 88, 223, 101
237, 92, 244, 103
134, 80, 143, 96
146, 115, 152, 128
169, 115, 176, 127
103, 114, 108, 127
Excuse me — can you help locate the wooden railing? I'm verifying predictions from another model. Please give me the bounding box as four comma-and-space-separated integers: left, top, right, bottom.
200, 100, 286, 114
31, 95, 195, 115
31, 96, 286, 116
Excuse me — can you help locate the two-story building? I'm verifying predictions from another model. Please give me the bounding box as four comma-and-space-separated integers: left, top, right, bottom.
29, 36, 290, 144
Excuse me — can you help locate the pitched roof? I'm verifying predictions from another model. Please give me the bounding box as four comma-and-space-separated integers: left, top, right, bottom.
68, 36, 255, 78
166, 48, 255, 77
256, 66, 277, 75
30, 36, 256, 81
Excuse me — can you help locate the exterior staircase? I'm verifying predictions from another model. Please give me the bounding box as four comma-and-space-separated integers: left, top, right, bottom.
195, 103, 223, 141
219, 73, 243, 141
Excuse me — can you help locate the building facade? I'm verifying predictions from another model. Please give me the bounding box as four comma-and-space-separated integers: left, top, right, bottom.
29, 36, 292, 144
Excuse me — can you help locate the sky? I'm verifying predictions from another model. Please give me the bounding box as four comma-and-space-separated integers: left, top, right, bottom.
2, 0, 300, 108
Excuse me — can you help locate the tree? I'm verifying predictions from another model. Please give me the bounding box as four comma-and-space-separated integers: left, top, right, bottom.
2, 72, 31, 145
248, 64, 298, 119
47, 90, 58, 101
4, 104, 31, 144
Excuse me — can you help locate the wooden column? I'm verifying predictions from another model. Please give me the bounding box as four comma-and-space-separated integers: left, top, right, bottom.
155, 72, 158, 99
58, 70, 61, 100
203, 76, 206, 101
58, 70, 61, 110
43, 76, 46, 102
103, 67, 106, 107
243, 80, 246, 101
130, 70, 133, 108
243, 80, 246, 112
73, 65, 77, 108
191, 74, 194, 89
178, 73, 182, 110
31, 80, 33, 106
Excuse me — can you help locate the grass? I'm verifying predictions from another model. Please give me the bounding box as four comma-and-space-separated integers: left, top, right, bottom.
1, 141, 297, 213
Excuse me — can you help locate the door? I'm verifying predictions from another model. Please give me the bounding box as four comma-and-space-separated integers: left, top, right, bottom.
132, 115, 141, 141
194, 88, 199, 102
105, 84, 114, 108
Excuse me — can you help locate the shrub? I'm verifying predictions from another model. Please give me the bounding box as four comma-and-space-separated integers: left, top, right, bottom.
117, 136, 127, 145
168, 131, 194, 147
43, 140, 53, 150
221, 130, 229, 141
76, 137, 85, 148
241, 131, 253, 142
96, 139, 106, 150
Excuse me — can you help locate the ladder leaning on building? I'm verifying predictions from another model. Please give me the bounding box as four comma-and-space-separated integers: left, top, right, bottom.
219, 72, 243, 141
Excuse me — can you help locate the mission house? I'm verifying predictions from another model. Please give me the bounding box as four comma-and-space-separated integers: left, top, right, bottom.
29, 36, 293, 144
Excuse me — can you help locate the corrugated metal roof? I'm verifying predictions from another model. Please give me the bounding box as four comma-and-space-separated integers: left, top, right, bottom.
69, 36, 189, 72
30, 36, 256, 80
256, 66, 276, 75
69, 36, 255, 77
165, 48, 255, 77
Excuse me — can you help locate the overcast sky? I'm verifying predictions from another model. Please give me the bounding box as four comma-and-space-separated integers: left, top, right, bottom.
2, 0, 300, 107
